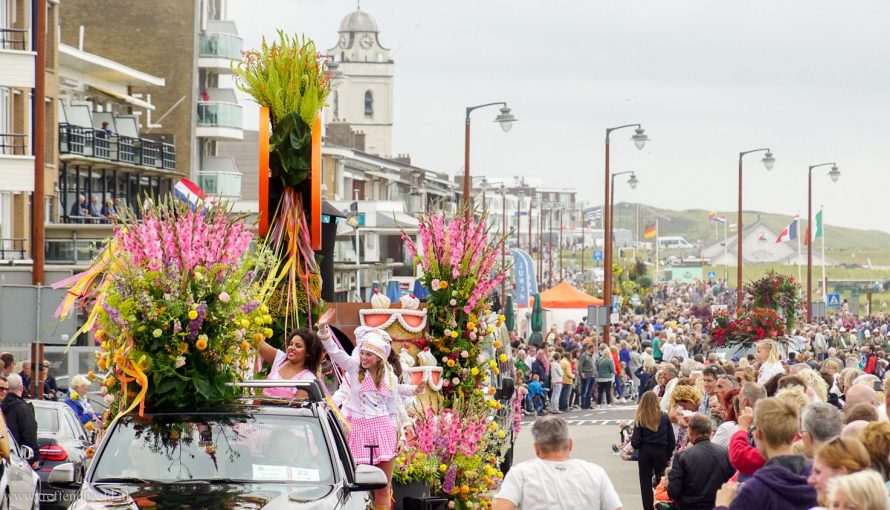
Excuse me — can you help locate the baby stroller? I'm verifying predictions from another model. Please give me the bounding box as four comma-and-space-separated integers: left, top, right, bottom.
623, 376, 638, 403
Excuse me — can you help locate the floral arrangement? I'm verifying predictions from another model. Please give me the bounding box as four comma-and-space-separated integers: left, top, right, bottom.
398, 401, 505, 510
234, 30, 331, 187
689, 304, 713, 323
710, 307, 786, 348
745, 271, 801, 330
401, 209, 510, 406
54, 199, 274, 419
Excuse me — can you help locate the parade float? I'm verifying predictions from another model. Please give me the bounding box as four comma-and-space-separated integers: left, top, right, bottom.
388, 210, 520, 510
710, 271, 801, 348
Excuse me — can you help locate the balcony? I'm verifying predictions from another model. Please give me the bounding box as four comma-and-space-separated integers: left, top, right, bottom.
196, 101, 243, 140
59, 124, 175, 171
0, 28, 35, 88
0, 133, 34, 193
198, 155, 241, 198
198, 32, 243, 72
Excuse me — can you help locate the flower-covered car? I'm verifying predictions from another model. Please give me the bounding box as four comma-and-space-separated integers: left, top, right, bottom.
51, 381, 387, 510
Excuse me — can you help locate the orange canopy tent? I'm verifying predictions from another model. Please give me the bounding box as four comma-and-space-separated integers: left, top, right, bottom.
534, 281, 604, 308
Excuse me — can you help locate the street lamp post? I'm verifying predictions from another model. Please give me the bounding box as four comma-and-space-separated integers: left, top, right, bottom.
463, 103, 516, 210
603, 124, 648, 340
736, 148, 776, 310
806, 162, 840, 321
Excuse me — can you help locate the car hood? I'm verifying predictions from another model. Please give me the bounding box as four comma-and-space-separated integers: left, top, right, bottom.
85, 482, 341, 509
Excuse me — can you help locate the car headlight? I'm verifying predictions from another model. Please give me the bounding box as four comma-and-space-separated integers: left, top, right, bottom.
69, 486, 137, 510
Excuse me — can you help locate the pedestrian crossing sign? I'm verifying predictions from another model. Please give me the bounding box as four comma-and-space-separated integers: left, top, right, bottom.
827, 293, 841, 308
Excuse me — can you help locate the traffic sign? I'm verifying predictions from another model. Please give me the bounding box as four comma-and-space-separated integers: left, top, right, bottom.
707, 271, 716, 281
827, 293, 841, 308
593, 250, 604, 261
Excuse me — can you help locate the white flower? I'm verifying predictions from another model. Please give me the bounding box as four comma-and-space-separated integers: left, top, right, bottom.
441, 356, 449, 363
103, 394, 114, 404
460, 350, 469, 358
449, 299, 457, 306
469, 332, 477, 340
175, 356, 186, 369
218, 292, 230, 303
452, 377, 460, 385
444, 329, 452, 337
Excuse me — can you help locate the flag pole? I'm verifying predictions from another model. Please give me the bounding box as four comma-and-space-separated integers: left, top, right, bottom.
797, 216, 802, 285
820, 206, 826, 303
723, 220, 728, 281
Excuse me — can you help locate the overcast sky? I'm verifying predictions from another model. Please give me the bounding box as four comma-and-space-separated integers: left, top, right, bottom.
229, 0, 890, 234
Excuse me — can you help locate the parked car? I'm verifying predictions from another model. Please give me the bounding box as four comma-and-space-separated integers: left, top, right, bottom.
54, 380, 386, 509
32, 400, 94, 508
1, 434, 41, 510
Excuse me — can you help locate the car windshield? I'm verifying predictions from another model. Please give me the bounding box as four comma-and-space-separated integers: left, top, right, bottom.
35, 406, 59, 433
91, 413, 334, 484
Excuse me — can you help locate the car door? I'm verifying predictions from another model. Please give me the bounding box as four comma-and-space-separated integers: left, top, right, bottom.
62, 407, 90, 470
5, 434, 34, 510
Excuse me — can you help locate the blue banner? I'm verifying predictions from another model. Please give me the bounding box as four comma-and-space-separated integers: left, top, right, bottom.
510, 249, 538, 306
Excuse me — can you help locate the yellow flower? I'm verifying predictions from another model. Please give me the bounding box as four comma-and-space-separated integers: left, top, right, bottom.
196, 338, 208, 351
152, 328, 163, 338
466, 322, 476, 331
178, 342, 189, 354
489, 422, 499, 430
224, 354, 233, 364
263, 328, 274, 338
499, 354, 508, 363
497, 430, 506, 439
104, 377, 115, 388
489, 360, 497, 369
240, 340, 250, 352
70, 391, 79, 401
187, 310, 199, 320
262, 314, 273, 324
439, 464, 448, 473
259, 304, 269, 314
253, 333, 265, 345
493, 341, 502, 349
84, 422, 95, 431
450, 331, 458, 339
87, 371, 96, 380
440, 281, 448, 289
240, 318, 251, 329
446, 359, 455, 368
254, 316, 264, 325
470, 367, 479, 376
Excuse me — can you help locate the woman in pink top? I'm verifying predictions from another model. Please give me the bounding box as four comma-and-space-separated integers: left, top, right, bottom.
257, 328, 323, 398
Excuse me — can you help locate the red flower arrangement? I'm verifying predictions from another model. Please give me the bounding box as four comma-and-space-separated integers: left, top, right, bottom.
711, 307, 786, 348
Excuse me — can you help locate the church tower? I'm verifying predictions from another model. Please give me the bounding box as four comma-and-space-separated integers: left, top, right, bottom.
326, 8, 394, 156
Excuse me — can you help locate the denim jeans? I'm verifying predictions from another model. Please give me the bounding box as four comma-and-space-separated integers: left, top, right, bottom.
615, 375, 625, 399
527, 394, 544, 414
559, 382, 572, 410
551, 383, 563, 412
581, 376, 596, 408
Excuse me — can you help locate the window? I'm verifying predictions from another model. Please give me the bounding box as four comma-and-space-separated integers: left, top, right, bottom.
364, 90, 373, 116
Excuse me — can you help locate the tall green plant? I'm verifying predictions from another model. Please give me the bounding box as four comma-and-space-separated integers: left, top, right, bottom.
233, 30, 332, 127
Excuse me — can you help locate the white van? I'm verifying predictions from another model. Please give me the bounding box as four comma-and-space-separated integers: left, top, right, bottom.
658, 236, 694, 250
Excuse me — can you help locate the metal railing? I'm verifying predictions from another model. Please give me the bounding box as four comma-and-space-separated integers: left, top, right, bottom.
197, 102, 243, 129
59, 124, 175, 170
0, 133, 28, 156
0, 238, 26, 260
0, 28, 27, 50
199, 33, 243, 61
45, 238, 109, 265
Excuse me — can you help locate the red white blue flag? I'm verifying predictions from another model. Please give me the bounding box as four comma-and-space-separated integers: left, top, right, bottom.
775, 215, 799, 243
174, 178, 206, 210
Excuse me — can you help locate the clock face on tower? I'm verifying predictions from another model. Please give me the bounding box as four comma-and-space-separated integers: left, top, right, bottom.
359, 34, 374, 50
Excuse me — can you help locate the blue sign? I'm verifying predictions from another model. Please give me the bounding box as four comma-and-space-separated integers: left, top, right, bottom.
511, 249, 538, 307
707, 271, 716, 281
827, 293, 841, 308
593, 250, 604, 261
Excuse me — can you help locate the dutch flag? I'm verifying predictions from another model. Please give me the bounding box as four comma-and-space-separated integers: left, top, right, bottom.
174, 178, 207, 210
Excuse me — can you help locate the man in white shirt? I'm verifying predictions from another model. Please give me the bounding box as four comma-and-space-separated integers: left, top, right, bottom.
494, 416, 623, 510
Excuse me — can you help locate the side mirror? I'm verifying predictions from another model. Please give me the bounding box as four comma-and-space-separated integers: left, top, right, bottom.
349, 464, 387, 492
48, 462, 76, 485
18, 445, 34, 461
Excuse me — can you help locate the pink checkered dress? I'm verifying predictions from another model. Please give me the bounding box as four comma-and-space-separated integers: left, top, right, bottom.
345, 375, 398, 465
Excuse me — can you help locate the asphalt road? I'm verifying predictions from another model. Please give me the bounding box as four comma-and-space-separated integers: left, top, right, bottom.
512, 403, 644, 510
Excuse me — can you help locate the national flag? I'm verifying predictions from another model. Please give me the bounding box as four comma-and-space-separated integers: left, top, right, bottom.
815, 209, 823, 238
708, 211, 727, 224
584, 206, 602, 221
643, 222, 657, 239
174, 178, 207, 210
775, 216, 798, 243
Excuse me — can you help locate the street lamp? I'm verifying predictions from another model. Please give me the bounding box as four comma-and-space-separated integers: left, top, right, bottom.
610, 172, 639, 268
806, 162, 840, 321
603, 124, 647, 340
463, 103, 517, 209
736, 148, 775, 310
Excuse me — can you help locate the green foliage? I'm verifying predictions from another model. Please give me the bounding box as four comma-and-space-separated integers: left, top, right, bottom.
268, 111, 311, 186
233, 30, 331, 127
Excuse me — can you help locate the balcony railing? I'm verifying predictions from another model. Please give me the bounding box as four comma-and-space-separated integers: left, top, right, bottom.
0, 238, 26, 261
0, 133, 28, 155
45, 238, 109, 265
0, 28, 27, 51
197, 102, 243, 129
199, 33, 243, 61
59, 124, 175, 170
